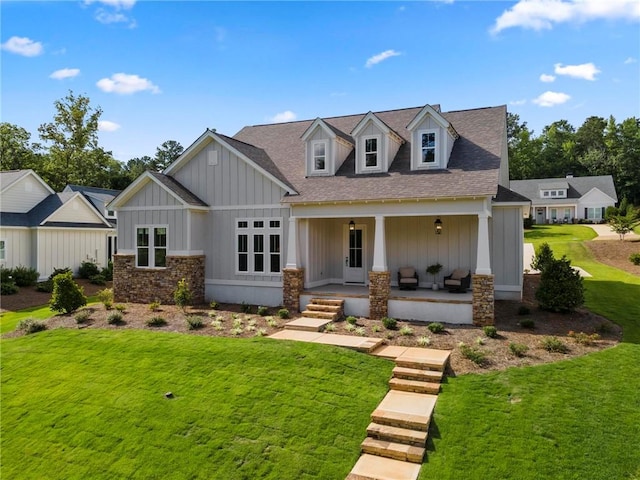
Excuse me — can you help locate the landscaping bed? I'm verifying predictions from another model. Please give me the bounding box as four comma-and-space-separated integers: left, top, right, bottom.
585, 238, 640, 275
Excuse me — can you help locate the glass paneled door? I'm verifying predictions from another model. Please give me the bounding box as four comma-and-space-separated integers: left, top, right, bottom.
343, 224, 366, 283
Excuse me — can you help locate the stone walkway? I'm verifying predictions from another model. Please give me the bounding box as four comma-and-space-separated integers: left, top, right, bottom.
269, 323, 451, 480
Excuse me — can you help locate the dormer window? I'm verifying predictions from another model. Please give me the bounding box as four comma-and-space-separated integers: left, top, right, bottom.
419, 130, 437, 164
312, 141, 327, 171
364, 136, 379, 168
407, 104, 458, 171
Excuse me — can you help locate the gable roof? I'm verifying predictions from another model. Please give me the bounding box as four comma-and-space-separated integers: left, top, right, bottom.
493, 185, 531, 204
234, 104, 507, 203
0, 169, 54, 195
350, 111, 404, 144
300, 118, 353, 145
510, 175, 618, 205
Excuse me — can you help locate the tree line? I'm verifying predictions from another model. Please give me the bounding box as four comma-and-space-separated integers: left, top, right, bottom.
508, 113, 640, 204
0, 91, 183, 192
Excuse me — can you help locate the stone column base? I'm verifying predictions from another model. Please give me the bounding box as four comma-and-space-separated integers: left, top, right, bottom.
472, 274, 494, 326
113, 254, 205, 304
369, 271, 390, 320
283, 268, 305, 313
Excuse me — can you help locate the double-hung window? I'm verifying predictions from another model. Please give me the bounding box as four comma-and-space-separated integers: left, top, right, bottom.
363, 136, 379, 168
236, 218, 282, 275
420, 130, 437, 164
136, 226, 167, 268
0, 239, 5, 261
312, 141, 327, 172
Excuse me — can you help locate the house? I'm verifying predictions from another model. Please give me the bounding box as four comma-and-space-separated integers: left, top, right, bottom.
0, 169, 118, 279
510, 175, 617, 224
109, 103, 530, 325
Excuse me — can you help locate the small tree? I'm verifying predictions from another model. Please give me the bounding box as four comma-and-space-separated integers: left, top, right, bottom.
173, 278, 192, 311
535, 256, 584, 313
608, 208, 639, 240
531, 242, 555, 272
49, 272, 87, 314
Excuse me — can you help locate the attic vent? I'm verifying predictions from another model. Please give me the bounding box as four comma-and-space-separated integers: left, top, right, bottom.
208, 150, 218, 166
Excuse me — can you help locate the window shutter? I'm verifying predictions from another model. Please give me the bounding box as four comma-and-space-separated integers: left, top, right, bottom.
601, 207, 605, 218
584, 208, 588, 218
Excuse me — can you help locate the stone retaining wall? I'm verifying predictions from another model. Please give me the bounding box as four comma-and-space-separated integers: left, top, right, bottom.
283, 268, 305, 313
113, 254, 205, 304
369, 271, 390, 320
472, 274, 494, 326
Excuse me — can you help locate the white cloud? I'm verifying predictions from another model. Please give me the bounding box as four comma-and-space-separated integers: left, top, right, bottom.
491, 0, 640, 34
50, 68, 80, 80
268, 111, 297, 123
540, 73, 556, 83
532, 91, 571, 107
98, 120, 121, 132
365, 49, 402, 68
84, 0, 136, 9
1, 36, 43, 57
96, 73, 160, 94
624, 57, 637, 64
510, 99, 527, 106
95, 9, 137, 27
554, 62, 600, 80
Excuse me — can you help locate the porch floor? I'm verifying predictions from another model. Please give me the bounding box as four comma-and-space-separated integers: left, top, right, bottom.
304, 284, 472, 304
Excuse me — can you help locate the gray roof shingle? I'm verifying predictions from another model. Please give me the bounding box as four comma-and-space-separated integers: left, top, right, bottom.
148, 171, 208, 207
233, 105, 506, 203
510, 176, 618, 205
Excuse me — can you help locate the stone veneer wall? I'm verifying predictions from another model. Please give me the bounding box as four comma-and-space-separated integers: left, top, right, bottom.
369, 271, 390, 320
283, 268, 305, 313
113, 254, 205, 304
472, 274, 494, 326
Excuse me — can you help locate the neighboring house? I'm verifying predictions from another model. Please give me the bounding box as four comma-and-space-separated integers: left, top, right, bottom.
0, 169, 118, 279
510, 175, 617, 224
109, 103, 530, 325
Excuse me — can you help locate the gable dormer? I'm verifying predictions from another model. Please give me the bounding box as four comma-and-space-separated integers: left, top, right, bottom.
301, 118, 353, 176
350, 112, 404, 174
406, 104, 459, 171
539, 182, 568, 199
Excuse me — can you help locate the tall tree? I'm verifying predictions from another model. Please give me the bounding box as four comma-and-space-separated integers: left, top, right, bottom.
37, 91, 116, 190
152, 140, 183, 171
507, 113, 542, 180
613, 117, 640, 204
538, 120, 576, 178
0, 122, 39, 171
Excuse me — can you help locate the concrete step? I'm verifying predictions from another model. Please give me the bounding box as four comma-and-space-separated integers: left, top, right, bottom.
310, 298, 344, 307
392, 366, 443, 383
300, 310, 337, 320
355, 338, 385, 353
389, 378, 440, 395
371, 408, 431, 432
361, 437, 425, 464
371, 391, 437, 432
395, 348, 450, 372
366, 422, 427, 447
283, 317, 331, 332
347, 454, 421, 480
306, 303, 341, 313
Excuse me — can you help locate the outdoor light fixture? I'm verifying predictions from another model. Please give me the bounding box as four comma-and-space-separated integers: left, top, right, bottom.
434, 218, 443, 235
349, 219, 355, 231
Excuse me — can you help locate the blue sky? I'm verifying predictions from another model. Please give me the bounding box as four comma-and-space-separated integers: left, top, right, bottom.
2, 0, 639, 162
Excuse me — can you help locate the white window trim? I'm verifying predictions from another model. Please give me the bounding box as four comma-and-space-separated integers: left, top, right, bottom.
416, 129, 439, 169
311, 140, 328, 173
135, 224, 168, 269
361, 134, 382, 171
0, 239, 5, 261
235, 217, 283, 276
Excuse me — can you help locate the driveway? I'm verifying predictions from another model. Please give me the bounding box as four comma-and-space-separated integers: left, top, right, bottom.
586, 223, 640, 241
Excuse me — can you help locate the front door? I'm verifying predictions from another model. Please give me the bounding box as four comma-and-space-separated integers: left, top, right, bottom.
536, 208, 545, 224
344, 225, 366, 284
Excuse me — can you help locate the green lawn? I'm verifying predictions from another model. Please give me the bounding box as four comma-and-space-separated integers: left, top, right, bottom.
421, 224, 640, 479
1, 330, 393, 479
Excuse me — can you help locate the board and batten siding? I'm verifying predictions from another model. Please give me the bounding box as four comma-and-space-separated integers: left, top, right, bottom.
491, 206, 523, 299
118, 209, 188, 252
37, 228, 111, 278
126, 182, 180, 208
1, 176, 51, 213
0, 228, 32, 270
410, 117, 455, 170
47, 197, 102, 224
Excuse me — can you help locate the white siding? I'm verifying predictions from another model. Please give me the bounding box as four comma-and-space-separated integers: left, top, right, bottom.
577, 188, 616, 219
46, 196, 103, 224
1, 175, 51, 213
37, 228, 111, 278
0, 228, 32, 270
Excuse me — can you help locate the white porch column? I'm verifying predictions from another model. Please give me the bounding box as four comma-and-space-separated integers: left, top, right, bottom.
476, 213, 492, 275
372, 215, 387, 272
285, 216, 299, 268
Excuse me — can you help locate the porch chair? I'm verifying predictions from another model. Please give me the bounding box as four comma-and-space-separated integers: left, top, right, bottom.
397, 267, 419, 290
444, 269, 471, 293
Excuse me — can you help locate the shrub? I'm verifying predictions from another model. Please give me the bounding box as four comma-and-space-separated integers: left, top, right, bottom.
11, 265, 39, 287
266, 317, 278, 327
372, 324, 382, 333
483, 325, 498, 338
173, 278, 192, 311
541, 336, 569, 353
146, 316, 167, 327
346, 315, 357, 325
35, 280, 53, 293
245, 324, 256, 332
630, 253, 640, 266
185, 316, 204, 330
49, 272, 87, 314
78, 261, 100, 279
241, 302, 252, 314
355, 326, 366, 336
509, 342, 529, 357
114, 304, 126, 312
399, 325, 414, 336
345, 323, 356, 332
231, 326, 243, 336
381, 317, 397, 330
519, 319, 535, 329
255, 328, 268, 337
1, 282, 19, 295
149, 301, 161, 312
49, 267, 71, 280
75, 310, 91, 324
428, 322, 445, 333
531, 242, 555, 272
324, 322, 336, 332
523, 217, 533, 229
0, 266, 13, 283
517, 305, 531, 315
568, 331, 600, 346
209, 300, 219, 310
89, 274, 106, 285
417, 336, 431, 347
211, 320, 224, 331
101, 261, 113, 281
96, 288, 114, 310
232, 317, 243, 328
16, 318, 47, 334
277, 308, 290, 319
535, 256, 584, 313
107, 312, 124, 325
459, 343, 488, 366
257, 305, 268, 316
